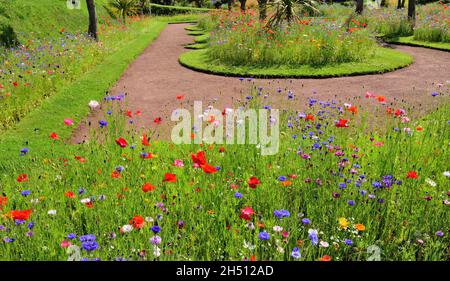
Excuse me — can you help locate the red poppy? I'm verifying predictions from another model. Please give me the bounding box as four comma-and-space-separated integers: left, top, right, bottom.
407, 171, 418, 179
141, 134, 150, 146
11, 209, 32, 220
248, 176, 261, 188
0, 196, 7, 209
191, 151, 207, 166
219, 147, 225, 153
176, 95, 185, 100
320, 255, 332, 261
376, 96, 386, 103
64, 191, 75, 198
142, 183, 156, 192
394, 109, 405, 117
85, 202, 94, 208
74, 156, 86, 163
126, 110, 133, 118
240, 207, 254, 220
12, 81, 19, 87
141, 152, 154, 159
60, 27, 65, 33
163, 173, 176, 183
17, 173, 28, 183
305, 114, 315, 121
50, 132, 59, 140
115, 137, 127, 148
335, 119, 349, 128
348, 105, 358, 114
130, 215, 145, 229
250, 255, 256, 261
111, 170, 121, 178
154, 117, 162, 124
201, 164, 218, 174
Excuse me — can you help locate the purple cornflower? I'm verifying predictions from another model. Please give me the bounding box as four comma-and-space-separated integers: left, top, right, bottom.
258, 231, 270, 241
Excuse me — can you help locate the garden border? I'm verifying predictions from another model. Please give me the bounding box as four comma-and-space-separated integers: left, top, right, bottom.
179, 47, 414, 79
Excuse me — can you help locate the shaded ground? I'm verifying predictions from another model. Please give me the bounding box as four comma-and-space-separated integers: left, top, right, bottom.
71, 23, 450, 143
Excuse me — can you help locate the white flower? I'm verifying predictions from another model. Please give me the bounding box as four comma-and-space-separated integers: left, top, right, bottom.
344, 103, 352, 108
277, 246, 285, 253
308, 228, 318, 235
145, 217, 154, 223
243, 240, 256, 250
47, 210, 57, 216
153, 246, 161, 257
80, 198, 90, 204
120, 224, 133, 233
319, 241, 329, 248
88, 100, 100, 110
425, 178, 437, 187
273, 226, 283, 232
443, 171, 450, 177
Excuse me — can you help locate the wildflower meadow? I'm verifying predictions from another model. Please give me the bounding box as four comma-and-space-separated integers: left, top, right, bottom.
0, 0, 449, 268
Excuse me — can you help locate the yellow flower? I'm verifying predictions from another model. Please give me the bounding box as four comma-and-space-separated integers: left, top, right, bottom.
339, 217, 349, 229
355, 224, 366, 231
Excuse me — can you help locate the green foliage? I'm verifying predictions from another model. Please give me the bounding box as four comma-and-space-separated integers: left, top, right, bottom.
266, 0, 321, 27
147, 3, 211, 15
0, 23, 19, 48
206, 10, 378, 67
105, 0, 140, 22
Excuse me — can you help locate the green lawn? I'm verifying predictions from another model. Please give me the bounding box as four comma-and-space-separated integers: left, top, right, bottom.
179, 47, 413, 78
387, 36, 450, 52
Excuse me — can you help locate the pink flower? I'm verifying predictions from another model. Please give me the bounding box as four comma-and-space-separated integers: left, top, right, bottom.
60, 240, 72, 248
173, 160, 184, 167
64, 119, 74, 126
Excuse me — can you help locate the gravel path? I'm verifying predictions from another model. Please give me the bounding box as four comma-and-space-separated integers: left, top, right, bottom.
71, 23, 450, 143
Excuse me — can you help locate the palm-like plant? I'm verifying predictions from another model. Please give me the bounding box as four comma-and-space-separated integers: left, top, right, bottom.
105, 0, 140, 24
265, 0, 320, 28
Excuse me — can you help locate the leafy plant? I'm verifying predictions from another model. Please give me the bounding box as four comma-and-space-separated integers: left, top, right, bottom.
105, 0, 140, 23
266, 0, 320, 27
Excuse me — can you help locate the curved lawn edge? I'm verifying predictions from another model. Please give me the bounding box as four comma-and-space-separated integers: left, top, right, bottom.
179, 47, 414, 79
386, 36, 450, 52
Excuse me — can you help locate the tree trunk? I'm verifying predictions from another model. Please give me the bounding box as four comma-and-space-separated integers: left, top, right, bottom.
258, 0, 267, 20
408, 0, 415, 25
240, 0, 246, 11
355, 0, 363, 14
397, 0, 402, 9
86, 0, 98, 41
380, 0, 387, 7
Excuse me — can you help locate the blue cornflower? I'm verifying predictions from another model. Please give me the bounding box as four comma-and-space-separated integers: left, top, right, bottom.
345, 239, 353, 246
67, 233, 77, 239
20, 148, 29, 156
79, 234, 96, 242
234, 192, 243, 199
151, 225, 161, 234
301, 218, 311, 225
291, 247, 301, 259
308, 230, 319, 246
274, 209, 290, 219
81, 241, 99, 251
431, 92, 438, 97
339, 183, 347, 189
27, 222, 34, 229
278, 176, 287, 182
15, 220, 26, 225
3, 237, 15, 243
348, 200, 355, 206
21, 190, 31, 196
258, 231, 270, 241
115, 166, 124, 172
78, 188, 86, 195
99, 120, 108, 128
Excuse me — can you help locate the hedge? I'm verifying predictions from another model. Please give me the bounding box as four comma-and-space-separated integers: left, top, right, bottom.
147, 4, 212, 16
